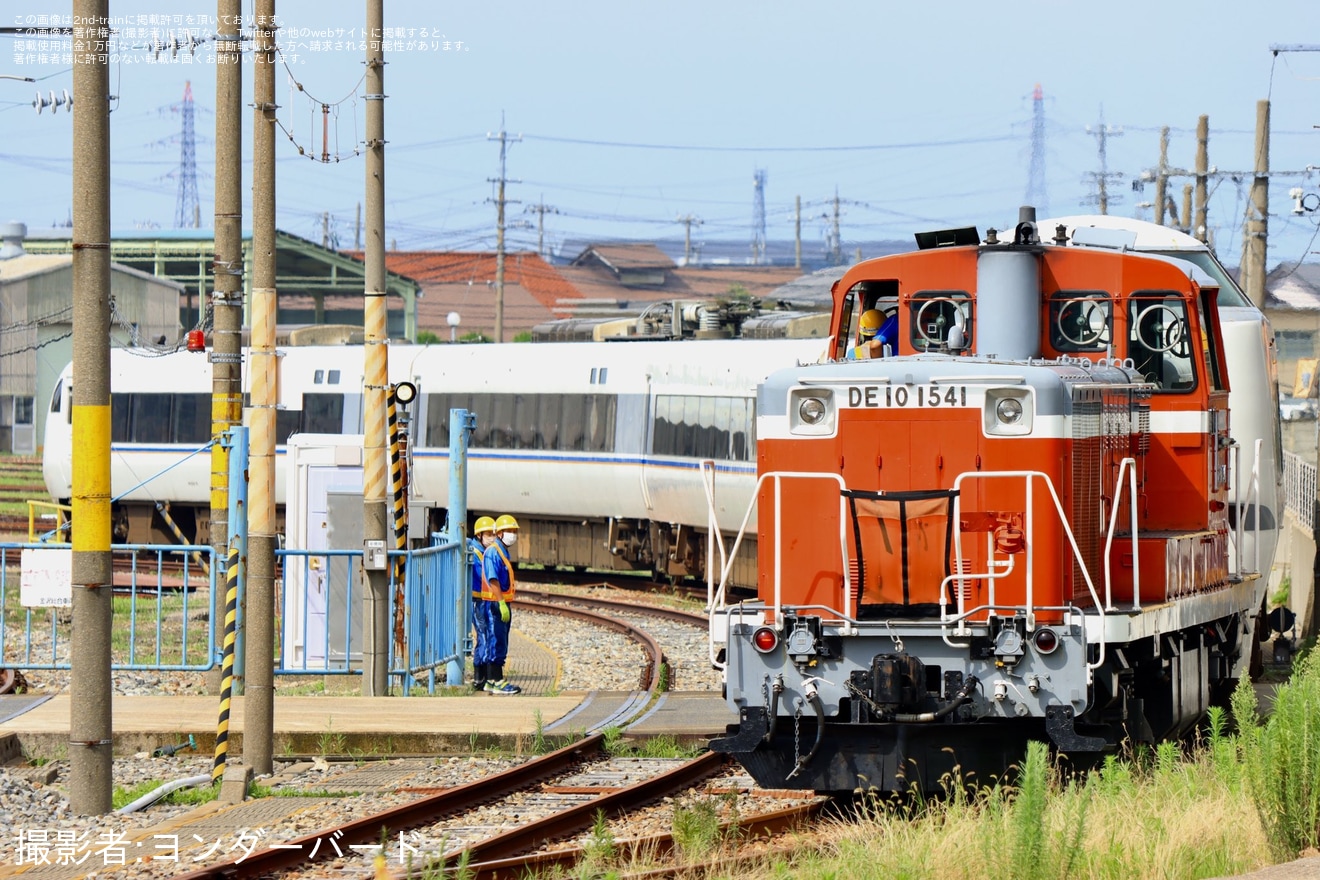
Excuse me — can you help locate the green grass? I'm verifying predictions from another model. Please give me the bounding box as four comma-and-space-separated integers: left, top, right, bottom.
112, 778, 218, 810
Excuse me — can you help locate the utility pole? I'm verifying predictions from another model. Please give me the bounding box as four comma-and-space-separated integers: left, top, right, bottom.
525, 197, 559, 258
322, 211, 330, 248
826, 189, 842, 266
1155, 126, 1169, 227
1085, 110, 1123, 215
70, 0, 112, 816
677, 214, 702, 265
487, 120, 520, 343
1194, 115, 1209, 243
355, 201, 361, 250
1243, 99, 1270, 308
794, 195, 801, 270
246, 0, 278, 777
1180, 184, 1193, 235
209, 0, 244, 700
751, 169, 767, 265
362, 0, 391, 696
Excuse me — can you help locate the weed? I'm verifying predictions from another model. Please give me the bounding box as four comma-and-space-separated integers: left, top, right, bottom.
317, 720, 346, 757
581, 808, 617, 871
532, 709, 547, 755
671, 797, 723, 859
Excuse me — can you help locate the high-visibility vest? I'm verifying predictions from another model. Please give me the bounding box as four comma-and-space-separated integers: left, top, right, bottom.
469, 540, 496, 600
486, 540, 517, 602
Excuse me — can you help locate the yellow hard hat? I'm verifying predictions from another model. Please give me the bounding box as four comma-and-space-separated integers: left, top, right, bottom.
859, 309, 884, 337
494, 514, 520, 532
474, 516, 496, 535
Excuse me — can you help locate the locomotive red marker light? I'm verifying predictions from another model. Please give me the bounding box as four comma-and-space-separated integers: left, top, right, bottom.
752, 627, 779, 653
1033, 628, 1059, 654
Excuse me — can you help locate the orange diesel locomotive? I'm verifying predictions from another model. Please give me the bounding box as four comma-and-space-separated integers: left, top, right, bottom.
709, 209, 1278, 793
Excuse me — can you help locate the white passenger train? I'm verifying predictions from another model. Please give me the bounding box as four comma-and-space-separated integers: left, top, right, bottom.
42, 336, 826, 588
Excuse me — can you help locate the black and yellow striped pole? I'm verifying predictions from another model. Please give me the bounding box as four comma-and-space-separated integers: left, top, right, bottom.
212, 540, 240, 783
387, 383, 416, 672
213, 426, 248, 784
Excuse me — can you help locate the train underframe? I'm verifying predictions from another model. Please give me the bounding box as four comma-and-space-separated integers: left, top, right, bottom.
105, 498, 753, 590
712, 604, 1251, 794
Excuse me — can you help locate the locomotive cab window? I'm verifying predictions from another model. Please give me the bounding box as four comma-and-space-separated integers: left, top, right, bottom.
1127, 292, 1196, 392
836, 280, 900, 361
910, 290, 971, 352
1049, 290, 1111, 353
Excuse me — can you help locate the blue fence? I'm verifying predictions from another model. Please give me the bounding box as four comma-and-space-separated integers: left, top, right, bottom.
275, 539, 466, 692
0, 542, 217, 672
1, 539, 466, 691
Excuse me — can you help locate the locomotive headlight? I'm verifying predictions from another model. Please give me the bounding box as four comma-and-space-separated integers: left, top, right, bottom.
984, 388, 1033, 436
789, 387, 836, 436
799, 397, 826, 424
995, 397, 1023, 424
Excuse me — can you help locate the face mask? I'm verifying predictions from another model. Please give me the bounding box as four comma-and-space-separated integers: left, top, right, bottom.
501, 532, 518, 546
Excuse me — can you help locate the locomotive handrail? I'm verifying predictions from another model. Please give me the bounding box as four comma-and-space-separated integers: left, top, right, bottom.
1102, 457, 1142, 611
1230, 438, 1264, 576
947, 470, 1107, 672
702, 466, 852, 662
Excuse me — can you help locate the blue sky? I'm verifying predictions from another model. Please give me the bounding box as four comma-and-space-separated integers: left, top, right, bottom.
2, 1, 1318, 269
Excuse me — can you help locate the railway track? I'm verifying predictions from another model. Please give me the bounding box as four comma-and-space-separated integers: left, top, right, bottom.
165, 734, 823, 880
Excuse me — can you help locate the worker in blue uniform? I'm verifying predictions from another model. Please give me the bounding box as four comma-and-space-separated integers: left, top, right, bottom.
482, 514, 523, 694
848, 308, 897, 360
469, 516, 497, 692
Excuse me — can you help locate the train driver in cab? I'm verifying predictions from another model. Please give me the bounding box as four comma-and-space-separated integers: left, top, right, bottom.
848, 308, 897, 360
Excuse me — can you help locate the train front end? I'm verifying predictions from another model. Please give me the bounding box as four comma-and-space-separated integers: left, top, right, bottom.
710, 213, 1246, 794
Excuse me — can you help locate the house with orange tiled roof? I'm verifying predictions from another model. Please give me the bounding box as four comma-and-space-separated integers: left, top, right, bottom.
343, 250, 582, 341
558, 242, 804, 313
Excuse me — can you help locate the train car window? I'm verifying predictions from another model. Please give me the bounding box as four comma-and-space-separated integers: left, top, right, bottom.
131, 394, 172, 443
172, 394, 212, 444
712, 397, 732, 460
314, 370, 324, 384
423, 393, 450, 446
651, 396, 674, 456
586, 394, 615, 452
1127, 293, 1195, 393
910, 291, 972, 351
1049, 291, 1111, 353
111, 394, 131, 441
49, 379, 63, 414
275, 408, 301, 444
489, 394, 516, 449
537, 394, 560, 449
835, 292, 857, 361
560, 395, 586, 451
467, 393, 491, 446
327, 370, 341, 385
731, 397, 751, 461
303, 393, 346, 433
1196, 290, 1226, 392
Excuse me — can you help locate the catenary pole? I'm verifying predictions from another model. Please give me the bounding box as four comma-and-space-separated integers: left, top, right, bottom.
70, 0, 113, 815
1194, 115, 1209, 244
246, 0, 278, 775
363, 0, 391, 696
209, 0, 244, 693
1244, 100, 1270, 308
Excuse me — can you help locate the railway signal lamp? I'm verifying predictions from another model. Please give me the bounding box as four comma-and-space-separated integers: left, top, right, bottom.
392, 381, 417, 405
